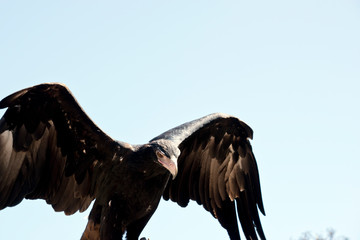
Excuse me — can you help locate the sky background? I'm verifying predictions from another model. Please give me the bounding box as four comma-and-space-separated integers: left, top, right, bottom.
0, 1, 359, 239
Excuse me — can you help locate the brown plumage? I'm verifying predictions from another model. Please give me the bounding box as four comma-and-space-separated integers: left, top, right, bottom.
0, 83, 266, 240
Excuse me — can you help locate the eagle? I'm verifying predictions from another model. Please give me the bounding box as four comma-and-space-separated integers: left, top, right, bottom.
0, 83, 266, 240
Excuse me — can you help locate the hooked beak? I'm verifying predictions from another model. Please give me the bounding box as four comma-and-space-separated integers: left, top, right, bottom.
158, 156, 178, 179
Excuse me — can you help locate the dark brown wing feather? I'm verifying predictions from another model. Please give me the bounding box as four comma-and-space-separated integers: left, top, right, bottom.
0, 83, 129, 215
162, 115, 266, 240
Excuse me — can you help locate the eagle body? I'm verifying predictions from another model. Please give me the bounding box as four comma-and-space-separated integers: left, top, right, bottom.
0, 83, 266, 240
82, 145, 171, 240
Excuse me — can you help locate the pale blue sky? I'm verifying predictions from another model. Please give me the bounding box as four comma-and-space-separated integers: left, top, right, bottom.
0, 1, 359, 239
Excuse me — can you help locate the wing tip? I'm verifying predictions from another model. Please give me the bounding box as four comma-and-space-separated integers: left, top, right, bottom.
259, 202, 266, 216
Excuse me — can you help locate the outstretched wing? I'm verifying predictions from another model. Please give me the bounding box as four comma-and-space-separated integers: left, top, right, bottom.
0, 83, 130, 215
157, 113, 266, 240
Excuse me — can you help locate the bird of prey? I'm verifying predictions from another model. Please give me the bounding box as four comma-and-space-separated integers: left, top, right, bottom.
0, 83, 266, 240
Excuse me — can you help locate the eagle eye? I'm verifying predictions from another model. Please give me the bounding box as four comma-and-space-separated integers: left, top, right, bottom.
156, 150, 165, 159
